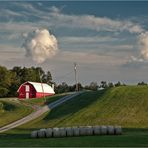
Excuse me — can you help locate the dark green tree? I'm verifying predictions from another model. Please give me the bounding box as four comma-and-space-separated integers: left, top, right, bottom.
0, 66, 15, 97
100, 81, 108, 88
115, 81, 122, 87
108, 82, 114, 88
137, 81, 147, 85
88, 82, 98, 91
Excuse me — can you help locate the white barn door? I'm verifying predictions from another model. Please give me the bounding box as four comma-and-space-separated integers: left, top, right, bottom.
26, 92, 29, 99
25, 85, 29, 99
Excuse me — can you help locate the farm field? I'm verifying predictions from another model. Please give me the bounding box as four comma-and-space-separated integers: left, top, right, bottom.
1, 86, 148, 146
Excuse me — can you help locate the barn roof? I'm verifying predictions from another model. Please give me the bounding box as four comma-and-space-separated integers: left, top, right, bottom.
17, 81, 55, 94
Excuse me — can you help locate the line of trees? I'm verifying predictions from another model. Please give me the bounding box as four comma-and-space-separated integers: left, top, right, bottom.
55, 81, 126, 94
0, 65, 147, 98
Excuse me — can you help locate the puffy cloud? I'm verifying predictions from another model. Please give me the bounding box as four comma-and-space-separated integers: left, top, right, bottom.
22, 28, 58, 63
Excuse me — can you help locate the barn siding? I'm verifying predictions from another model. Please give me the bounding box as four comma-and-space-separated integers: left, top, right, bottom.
18, 83, 36, 99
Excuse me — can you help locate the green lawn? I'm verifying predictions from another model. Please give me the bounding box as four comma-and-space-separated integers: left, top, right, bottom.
0, 128, 148, 147
1, 86, 148, 146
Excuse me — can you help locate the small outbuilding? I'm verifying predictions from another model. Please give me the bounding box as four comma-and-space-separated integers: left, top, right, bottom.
17, 81, 55, 99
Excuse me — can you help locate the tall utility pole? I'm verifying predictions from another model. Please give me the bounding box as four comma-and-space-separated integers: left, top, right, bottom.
74, 62, 78, 91
38, 70, 46, 103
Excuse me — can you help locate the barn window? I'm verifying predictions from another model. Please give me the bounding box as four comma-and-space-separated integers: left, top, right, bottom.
25, 85, 29, 91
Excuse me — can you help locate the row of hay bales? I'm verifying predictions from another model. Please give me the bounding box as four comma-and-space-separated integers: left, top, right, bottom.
31, 125, 122, 138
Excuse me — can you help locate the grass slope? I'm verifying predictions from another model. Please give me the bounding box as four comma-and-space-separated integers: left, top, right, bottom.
0, 93, 68, 128
0, 100, 33, 127
17, 85, 148, 129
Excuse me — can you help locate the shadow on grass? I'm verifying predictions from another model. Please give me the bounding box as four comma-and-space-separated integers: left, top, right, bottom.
0, 127, 38, 139
44, 90, 108, 121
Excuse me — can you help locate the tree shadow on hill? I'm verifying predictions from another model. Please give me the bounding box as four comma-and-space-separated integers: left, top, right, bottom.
44, 89, 108, 121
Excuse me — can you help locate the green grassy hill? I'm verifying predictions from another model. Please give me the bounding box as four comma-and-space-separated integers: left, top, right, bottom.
17, 85, 148, 130
0, 93, 68, 128
0, 100, 33, 127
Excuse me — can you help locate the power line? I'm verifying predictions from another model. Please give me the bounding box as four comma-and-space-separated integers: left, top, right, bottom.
38, 69, 46, 103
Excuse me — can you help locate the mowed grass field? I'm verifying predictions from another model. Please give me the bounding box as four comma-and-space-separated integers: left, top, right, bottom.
1, 86, 148, 147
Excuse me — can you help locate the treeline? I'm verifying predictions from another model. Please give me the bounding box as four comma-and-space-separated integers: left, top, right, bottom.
55, 80, 148, 94
55, 81, 126, 94
0, 66, 52, 97
0, 65, 148, 97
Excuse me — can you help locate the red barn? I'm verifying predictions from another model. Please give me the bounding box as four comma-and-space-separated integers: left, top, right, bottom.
17, 81, 55, 99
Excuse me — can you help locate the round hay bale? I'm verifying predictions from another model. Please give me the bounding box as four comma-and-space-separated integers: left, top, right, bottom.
100, 126, 107, 135
114, 126, 122, 135
53, 127, 60, 137
107, 126, 114, 135
38, 129, 46, 138
85, 126, 93, 136
59, 127, 66, 137
45, 128, 53, 138
31, 130, 38, 138
72, 127, 80, 136
79, 126, 87, 136
65, 127, 73, 137
93, 126, 101, 135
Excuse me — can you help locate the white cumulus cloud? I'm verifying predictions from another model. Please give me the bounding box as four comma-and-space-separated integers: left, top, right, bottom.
22, 28, 58, 63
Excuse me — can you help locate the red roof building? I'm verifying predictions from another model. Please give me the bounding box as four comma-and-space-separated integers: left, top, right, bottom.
17, 81, 55, 99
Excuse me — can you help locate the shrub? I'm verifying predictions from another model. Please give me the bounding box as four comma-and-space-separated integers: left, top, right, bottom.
0, 87, 9, 97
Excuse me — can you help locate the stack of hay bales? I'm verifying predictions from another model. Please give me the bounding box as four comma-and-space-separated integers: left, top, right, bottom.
53, 127, 61, 137
85, 126, 93, 136
45, 128, 53, 138
38, 129, 46, 138
100, 126, 107, 135
79, 126, 87, 136
114, 126, 122, 135
59, 127, 66, 137
93, 126, 101, 135
30, 125, 122, 138
31, 130, 38, 138
65, 127, 73, 137
72, 126, 80, 136
107, 126, 114, 135
74, 126, 93, 136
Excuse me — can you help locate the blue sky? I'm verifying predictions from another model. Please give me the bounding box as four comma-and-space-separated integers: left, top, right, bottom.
1, 1, 148, 85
